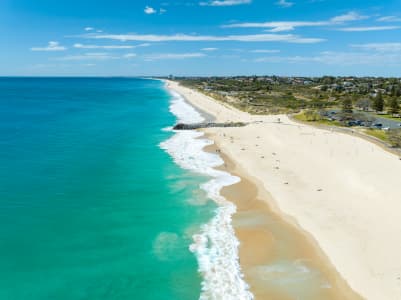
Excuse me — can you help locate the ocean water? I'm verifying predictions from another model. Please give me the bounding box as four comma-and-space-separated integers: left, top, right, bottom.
0, 77, 240, 300
160, 91, 252, 300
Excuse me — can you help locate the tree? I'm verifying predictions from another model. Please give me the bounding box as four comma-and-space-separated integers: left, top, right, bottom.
389, 97, 400, 115
373, 92, 384, 112
395, 86, 401, 97
356, 98, 371, 111
320, 85, 328, 92
322, 76, 335, 85
342, 97, 353, 113
391, 85, 401, 97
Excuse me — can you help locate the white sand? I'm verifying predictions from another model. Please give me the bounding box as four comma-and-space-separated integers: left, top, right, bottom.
166, 80, 401, 300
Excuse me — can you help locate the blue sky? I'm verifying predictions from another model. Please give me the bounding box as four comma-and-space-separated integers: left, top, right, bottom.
2, 0, 401, 76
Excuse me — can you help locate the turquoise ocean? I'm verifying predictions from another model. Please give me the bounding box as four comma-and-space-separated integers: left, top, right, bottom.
0, 78, 248, 300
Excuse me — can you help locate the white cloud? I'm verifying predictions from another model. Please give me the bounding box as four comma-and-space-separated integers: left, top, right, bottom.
253, 56, 296, 63
250, 49, 281, 53
276, 0, 294, 8
55, 52, 139, 61
124, 53, 137, 58
144, 53, 206, 60
55, 53, 118, 61
330, 11, 368, 23
224, 21, 328, 32
315, 51, 401, 65
31, 41, 67, 52
199, 0, 251, 6
144, 6, 166, 14
338, 26, 400, 32
351, 43, 401, 52
84, 27, 103, 32
253, 51, 401, 66
144, 6, 157, 14
86, 33, 325, 43
224, 11, 367, 32
376, 16, 401, 22
201, 47, 219, 51
74, 43, 135, 49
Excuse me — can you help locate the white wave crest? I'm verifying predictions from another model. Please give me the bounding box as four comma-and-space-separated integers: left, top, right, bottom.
168, 89, 204, 124
160, 88, 253, 300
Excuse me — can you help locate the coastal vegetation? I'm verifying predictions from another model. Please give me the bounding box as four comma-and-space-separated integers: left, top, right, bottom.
176, 76, 401, 115
174, 76, 401, 148
388, 129, 401, 147
293, 110, 342, 126
363, 129, 389, 142
363, 128, 401, 147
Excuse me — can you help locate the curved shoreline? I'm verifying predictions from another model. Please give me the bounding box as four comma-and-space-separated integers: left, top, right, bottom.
165, 79, 361, 298
166, 80, 401, 300
160, 86, 253, 299
203, 135, 362, 299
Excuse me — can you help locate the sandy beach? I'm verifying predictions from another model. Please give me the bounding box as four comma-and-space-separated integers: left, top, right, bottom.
167, 80, 401, 300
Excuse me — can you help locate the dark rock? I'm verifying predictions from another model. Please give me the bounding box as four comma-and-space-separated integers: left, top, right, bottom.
173, 122, 247, 130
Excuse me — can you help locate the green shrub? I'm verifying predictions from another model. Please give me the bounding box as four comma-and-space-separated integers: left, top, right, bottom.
364, 129, 389, 142
388, 129, 401, 148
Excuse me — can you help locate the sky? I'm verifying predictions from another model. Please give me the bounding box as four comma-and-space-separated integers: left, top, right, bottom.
1, 0, 401, 76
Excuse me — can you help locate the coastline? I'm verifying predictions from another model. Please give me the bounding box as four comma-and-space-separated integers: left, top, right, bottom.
160, 85, 253, 299
166, 80, 401, 300
203, 139, 361, 299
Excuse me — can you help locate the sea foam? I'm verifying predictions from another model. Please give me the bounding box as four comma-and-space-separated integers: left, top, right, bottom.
160, 88, 253, 300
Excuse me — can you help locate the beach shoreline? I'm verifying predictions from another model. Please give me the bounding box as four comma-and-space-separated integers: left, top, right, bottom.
166, 80, 401, 300
161, 84, 254, 299
203, 138, 361, 299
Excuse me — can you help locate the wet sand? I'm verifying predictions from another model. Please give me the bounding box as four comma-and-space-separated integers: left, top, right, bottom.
204, 141, 362, 300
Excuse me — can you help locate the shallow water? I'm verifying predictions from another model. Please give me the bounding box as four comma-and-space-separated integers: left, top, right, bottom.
0, 78, 215, 300
160, 89, 253, 299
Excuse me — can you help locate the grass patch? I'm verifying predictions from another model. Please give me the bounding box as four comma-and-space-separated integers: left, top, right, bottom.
388, 129, 401, 147
294, 111, 342, 126
293, 112, 310, 122
363, 129, 389, 142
